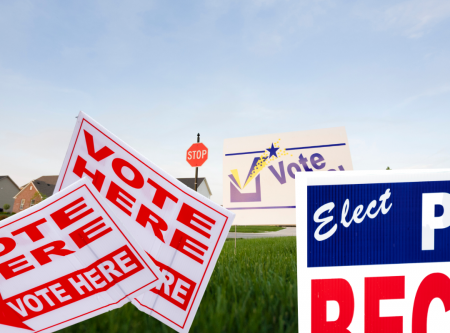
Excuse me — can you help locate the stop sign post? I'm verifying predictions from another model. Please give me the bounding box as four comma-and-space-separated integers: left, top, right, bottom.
186, 133, 208, 191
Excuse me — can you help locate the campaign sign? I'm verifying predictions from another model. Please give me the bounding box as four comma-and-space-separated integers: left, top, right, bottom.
223, 127, 352, 225
55, 112, 235, 333
297, 170, 450, 333
0, 178, 160, 333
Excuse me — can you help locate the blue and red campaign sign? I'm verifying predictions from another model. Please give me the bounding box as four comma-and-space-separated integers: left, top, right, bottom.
297, 170, 450, 333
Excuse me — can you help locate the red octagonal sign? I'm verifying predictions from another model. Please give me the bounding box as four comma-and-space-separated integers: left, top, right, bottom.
187, 143, 208, 167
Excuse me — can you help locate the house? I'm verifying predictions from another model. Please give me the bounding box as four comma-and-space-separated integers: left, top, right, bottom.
177, 177, 212, 199
12, 175, 59, 213
0, 176, 21, 213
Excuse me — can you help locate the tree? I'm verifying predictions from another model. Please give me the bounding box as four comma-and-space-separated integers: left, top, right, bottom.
3, 204, 10, 212
386, 166, 391, 170
31, 191, 48, 202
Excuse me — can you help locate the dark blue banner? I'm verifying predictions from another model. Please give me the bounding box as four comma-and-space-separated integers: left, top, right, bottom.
307, 180, 450, 267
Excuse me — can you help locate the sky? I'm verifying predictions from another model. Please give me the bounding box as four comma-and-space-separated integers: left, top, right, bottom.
0, 0, 449, 205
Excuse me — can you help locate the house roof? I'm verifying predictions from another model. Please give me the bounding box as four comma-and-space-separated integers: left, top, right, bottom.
177, 178, 212, 195
33, 180, 56, 198
0, 176, 21, 191
15, 175, 59, 199
35, 175, 59, 186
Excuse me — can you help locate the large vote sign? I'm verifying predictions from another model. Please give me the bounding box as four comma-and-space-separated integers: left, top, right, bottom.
0, 178, 160, 332
297, 170, 450, 333
223, 127, 352, 225
55, 112, 235, 333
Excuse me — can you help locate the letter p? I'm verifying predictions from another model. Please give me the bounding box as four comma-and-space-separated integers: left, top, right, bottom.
422, 193, 450, 250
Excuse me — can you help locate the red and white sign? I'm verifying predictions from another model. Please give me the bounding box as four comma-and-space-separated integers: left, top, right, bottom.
54, 112, 235, 333
0, 178, 160, 333
186, 143, 208, 167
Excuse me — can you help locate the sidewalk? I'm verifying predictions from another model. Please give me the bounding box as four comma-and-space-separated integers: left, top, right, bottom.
226, 227, 296, 239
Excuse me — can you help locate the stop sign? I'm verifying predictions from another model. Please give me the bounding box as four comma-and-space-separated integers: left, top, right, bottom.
187, 143, 208, 167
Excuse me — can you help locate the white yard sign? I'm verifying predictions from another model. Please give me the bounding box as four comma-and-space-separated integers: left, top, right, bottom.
54, 112, 235, 332
0, 178, 160, 332
223, 127, 353, 225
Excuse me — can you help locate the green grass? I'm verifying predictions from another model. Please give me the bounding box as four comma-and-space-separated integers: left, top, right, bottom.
0, 212, 13, 220
59, 237, 297, 333
229, 225, 285, 233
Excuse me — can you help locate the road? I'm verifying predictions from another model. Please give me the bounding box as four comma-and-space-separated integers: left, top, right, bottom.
226, 227, 296, 239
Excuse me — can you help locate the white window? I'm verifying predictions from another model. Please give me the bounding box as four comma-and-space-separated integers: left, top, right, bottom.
30, 186, 32, 190
30, 199, 36, 207
20, 199, 25, 210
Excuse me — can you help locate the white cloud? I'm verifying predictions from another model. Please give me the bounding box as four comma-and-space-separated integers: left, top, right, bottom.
204, 0, 336, 54
0, 129, 73, 186
398, 85, 450, 108
0, 0, 34, 46
359, 0, 450, 38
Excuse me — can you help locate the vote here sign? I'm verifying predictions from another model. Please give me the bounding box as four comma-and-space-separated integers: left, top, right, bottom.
296, 170, 450, 333
54, 112, 235, 333
0, 178, 160, 333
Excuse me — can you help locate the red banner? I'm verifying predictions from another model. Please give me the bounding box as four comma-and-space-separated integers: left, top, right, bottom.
0, 245, 142, 330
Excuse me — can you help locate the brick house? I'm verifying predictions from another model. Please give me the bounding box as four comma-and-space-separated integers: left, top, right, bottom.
0, 176, 20, 213
12, 176, 58, 213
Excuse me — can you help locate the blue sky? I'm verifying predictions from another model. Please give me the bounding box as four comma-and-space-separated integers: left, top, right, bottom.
1, 0, 449, 204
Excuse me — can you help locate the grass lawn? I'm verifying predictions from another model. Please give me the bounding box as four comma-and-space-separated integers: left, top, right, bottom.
229, 225, 285, 233
60, 237, 297, 333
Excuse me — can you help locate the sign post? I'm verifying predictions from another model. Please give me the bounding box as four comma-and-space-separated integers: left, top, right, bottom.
296, 169, 450, 332
195, 134, 199, 191
186, 134, 208, 192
